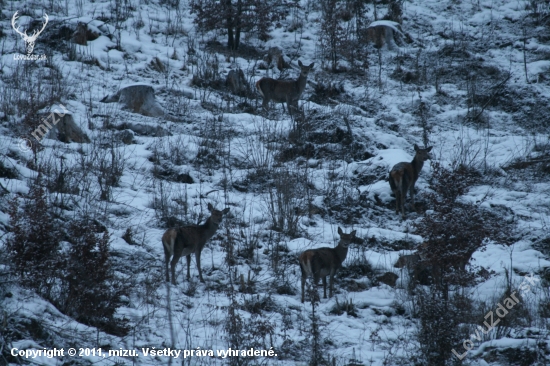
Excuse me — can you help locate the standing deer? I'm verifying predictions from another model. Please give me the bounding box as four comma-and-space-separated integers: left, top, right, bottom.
299, 227, 356, 303
255, 60, 315, 115
389, 144, 433, 219
162, 203, 230, 284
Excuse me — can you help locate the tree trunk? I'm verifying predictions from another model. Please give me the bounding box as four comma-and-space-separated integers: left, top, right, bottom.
227, 26, 234, 49
235, 27, 241, 50
226, 0, 235, 49
234, 0, 242, 50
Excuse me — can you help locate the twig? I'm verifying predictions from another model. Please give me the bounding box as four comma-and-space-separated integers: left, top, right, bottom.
469, 72, 512, 122
503, 158, 550, 170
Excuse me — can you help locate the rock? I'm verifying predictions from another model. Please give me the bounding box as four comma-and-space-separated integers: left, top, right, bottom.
101, 84, 164, 117
366, 20, 406, 49
116, 129, 134, 144
120, 122, 169, 137
149, 57, 166, 73
225, 69, 249, 96
269, 47, 284, 69
46, 114, 90, 143
0, 160, 17, 179
175, 173, 194, 184
260, 47, 289, 71
71, 22, 100, 45
394, 253, 433, 286
257, 61, 270, 70
377, 272, 398, 287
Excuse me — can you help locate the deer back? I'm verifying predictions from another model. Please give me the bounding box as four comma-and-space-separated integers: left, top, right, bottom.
300, 228, 354, 276
257, 78, 300, 103
300, 247, 343, 277
178, 225, 205, 252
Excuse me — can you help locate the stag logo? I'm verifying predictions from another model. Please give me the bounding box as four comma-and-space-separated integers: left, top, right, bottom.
11, 11, 48, 57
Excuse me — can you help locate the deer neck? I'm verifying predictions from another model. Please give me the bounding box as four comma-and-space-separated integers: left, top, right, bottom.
201, 216, 220, 241
411, 156, 424, 179
296, 72, 308, 94
334, 242, 349, 264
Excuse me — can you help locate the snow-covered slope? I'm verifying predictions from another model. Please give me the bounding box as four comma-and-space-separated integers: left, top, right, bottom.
1, 0, 549, 365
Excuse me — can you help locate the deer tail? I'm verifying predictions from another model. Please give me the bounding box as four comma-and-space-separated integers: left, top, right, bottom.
306, 259, 313, 276
162, 230, 175, 258
299, 253, 314, 276
390, 169, 404, 191
255, 79, 264, 97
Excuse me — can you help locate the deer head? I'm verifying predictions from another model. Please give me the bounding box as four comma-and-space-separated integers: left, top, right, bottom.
12, 12, 49, 55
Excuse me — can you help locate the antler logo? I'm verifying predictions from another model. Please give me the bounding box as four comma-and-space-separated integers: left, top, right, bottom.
11, 11, 49, 55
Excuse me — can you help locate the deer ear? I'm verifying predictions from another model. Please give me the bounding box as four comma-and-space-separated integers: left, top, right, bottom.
350, 230, 356, 237
207, 203, 214, 211
309, 62, 315, 69
426, 146, 433, 152
338, 227, 343, 235
414, 144, 419, 151
298, 60, 303, 67
223, 207, 230, 214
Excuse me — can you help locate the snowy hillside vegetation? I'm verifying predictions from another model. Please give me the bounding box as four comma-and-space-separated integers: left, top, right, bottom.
1, 0, 550, 365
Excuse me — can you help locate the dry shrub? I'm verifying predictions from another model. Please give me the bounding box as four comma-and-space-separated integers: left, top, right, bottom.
415, 162, 512, 290
7, 185, 129, 335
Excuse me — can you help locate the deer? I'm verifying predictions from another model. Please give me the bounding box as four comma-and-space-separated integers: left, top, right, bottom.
389, 144, 433, 219
299, 227, 356, 303
12, 12, 49, 55
255, 60, 315, 115
162, 203, 230, 285
394, 242, 475, 291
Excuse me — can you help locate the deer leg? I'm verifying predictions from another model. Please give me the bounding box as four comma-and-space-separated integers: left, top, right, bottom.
401, 187, 407, 219
287, 97, 299, 117
329, 273, 334, 298
259, 94, 269, 111
165, 255, 170, 283
312, 274, 321, 302
283, 96, 292, 116
410, 185, 416, 211
170, 256, 178, 285
322, 276, 327, 299
395, 191, 400, 215
186, 254, 191, 280
196, 251, 205, 283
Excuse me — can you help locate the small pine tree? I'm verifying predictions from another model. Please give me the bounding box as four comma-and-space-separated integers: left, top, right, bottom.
62, 218, 128, 335
6, 185, 62, 300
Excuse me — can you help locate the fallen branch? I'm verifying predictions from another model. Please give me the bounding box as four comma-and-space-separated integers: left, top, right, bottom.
503, 158, 550, 170
468, 72, 512, 122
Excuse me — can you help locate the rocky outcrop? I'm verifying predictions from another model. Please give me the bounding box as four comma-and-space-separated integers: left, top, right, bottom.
46, 114, 90, 143
101, 84, 164, 117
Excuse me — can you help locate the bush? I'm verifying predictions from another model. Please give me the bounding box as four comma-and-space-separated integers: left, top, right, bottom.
415, 291, 473, 366
224, 296, 276, 366
6, 185, 62, 300
7, 185, 128, 335
415, 162, 511, 291
61, 218, 129, 335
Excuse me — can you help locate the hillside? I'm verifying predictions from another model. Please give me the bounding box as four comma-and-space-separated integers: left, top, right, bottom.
1, 0, 550, 365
